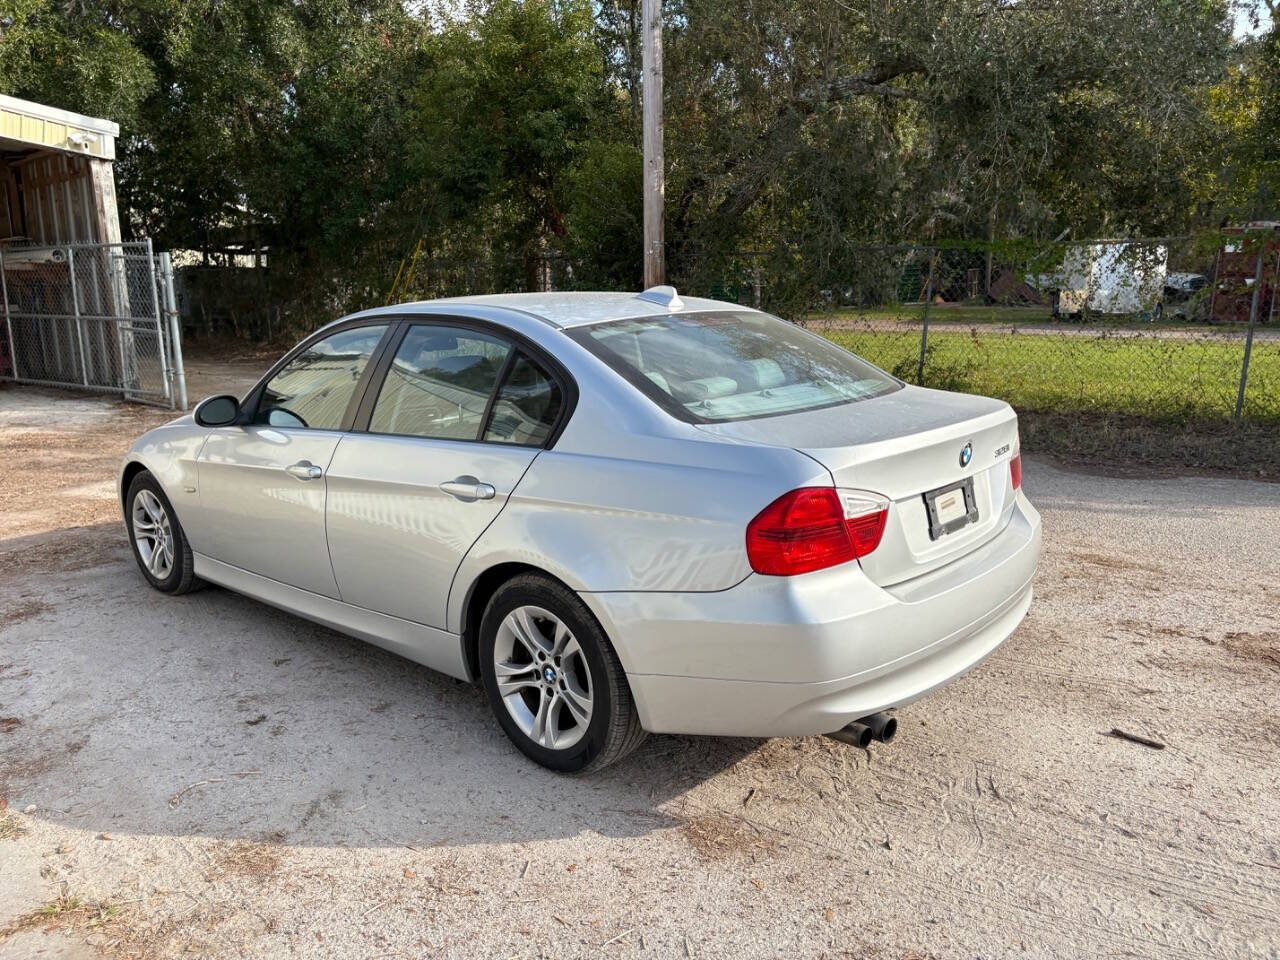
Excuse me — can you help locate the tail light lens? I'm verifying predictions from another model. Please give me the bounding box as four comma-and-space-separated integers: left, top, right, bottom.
1010, 436, 1022, 491
746, 487, 889, 576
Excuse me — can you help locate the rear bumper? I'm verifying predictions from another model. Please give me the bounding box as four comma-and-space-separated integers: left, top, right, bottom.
579, 492, 1041, 737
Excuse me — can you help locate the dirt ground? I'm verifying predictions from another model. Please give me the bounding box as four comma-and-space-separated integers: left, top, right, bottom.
1, 364, 1278, 960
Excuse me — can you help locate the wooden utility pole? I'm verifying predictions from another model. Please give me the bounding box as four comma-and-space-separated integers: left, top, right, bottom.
642, 0, 664, 287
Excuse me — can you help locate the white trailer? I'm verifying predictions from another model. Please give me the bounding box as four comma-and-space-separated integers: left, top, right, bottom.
1046, 242, 1169, 316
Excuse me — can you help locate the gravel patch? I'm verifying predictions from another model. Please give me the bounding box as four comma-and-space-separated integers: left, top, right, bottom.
1, 385, 1277, 959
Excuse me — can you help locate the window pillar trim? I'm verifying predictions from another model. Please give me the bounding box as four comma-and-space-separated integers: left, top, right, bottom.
477, 349, 520, 442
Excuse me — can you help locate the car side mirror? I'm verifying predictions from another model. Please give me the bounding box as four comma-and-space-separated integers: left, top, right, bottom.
194, 394, 241, 427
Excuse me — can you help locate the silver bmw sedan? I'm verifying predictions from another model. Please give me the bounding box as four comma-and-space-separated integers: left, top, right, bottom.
120, 288, 1041, 772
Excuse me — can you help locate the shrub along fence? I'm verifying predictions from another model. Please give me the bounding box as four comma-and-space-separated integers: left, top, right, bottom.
177, 230, 1280, 446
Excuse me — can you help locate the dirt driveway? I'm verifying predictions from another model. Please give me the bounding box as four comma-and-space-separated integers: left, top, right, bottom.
1, 376, 1278, 959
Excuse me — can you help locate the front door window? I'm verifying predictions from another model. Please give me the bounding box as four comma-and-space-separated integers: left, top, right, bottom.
258, 325, 389, 430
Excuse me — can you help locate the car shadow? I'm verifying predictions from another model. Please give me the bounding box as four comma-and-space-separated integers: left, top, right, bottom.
0, 523, 766, 851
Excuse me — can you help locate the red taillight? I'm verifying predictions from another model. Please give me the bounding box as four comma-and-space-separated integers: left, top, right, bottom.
1010, 453, 1022, 490
746, 487, 888, 576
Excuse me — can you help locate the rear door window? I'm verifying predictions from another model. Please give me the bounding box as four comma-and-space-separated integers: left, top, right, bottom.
369, 325, 511, 440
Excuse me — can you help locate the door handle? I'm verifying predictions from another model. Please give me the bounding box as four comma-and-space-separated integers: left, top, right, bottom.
285, 460, 324, 481
439, 475, 496, 502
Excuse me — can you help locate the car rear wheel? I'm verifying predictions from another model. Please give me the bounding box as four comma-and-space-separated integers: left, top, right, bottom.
126, 471, 201, 595
479, 574, 646, 772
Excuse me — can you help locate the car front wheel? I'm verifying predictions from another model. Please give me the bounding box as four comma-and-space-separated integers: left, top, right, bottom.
479, 574, 646, 773
125, 471, 201, 595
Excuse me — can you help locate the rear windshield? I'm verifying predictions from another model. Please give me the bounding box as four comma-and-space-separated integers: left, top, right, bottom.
568, 310, 901, 423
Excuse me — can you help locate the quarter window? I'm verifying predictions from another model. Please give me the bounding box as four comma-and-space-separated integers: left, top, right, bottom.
483, 353, 563, 446
370, 325, 511, 440
257, 325, 388, 430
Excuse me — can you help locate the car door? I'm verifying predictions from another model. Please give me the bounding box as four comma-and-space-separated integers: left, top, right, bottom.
325, 320, 568, 629
192, 322, 392, 597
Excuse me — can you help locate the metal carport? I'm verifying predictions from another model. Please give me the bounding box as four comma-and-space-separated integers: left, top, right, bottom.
0, 94, 185, 408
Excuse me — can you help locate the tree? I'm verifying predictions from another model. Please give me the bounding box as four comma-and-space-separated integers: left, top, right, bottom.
1201, 13, 1280, 221
410, 0, 614, 291
644, 0, 1236, 306
0, 0, 1260, 327
0, 0, 156, 124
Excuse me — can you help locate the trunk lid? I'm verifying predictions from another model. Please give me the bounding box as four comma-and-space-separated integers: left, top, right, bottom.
697, 385, 1020, 587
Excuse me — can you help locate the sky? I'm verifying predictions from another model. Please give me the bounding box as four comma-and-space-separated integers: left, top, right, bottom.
1234, 0, 1274, 37
357, 0, 1280, 39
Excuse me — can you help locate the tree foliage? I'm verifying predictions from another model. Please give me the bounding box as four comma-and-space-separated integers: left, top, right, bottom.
0, 0, 1270, 324
412, 0, 610, 288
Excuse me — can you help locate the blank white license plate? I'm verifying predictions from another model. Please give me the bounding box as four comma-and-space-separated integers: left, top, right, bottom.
934, 488, 967, 525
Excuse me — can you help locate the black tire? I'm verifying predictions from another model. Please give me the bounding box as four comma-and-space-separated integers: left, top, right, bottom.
125, 471, 202, 595
479, 573, 646, 773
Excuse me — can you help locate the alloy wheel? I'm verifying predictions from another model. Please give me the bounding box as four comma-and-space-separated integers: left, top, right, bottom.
132, 489, 174, 581
492, 605, 594, 750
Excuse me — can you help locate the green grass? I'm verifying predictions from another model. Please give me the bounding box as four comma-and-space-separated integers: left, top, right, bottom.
812, 303, 1257, 333
819, 303, 1054, 326
818, 327, 1280, 422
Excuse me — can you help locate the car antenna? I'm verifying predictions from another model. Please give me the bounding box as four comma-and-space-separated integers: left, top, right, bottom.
637, 285, 683, 310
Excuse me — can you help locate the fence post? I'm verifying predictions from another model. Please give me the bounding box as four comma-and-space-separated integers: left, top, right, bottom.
1207, 247, 1221, 324
143, 238, 174, 406
917, 250, 937, 386
0, 243, 18, 381
1233, 250, 1265, 421
66, 246, 90, 387
160, 252, 188, 411
1270, 251, 1279, 326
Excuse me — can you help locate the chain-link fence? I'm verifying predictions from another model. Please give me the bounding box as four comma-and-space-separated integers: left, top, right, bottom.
771, 235, 1280, 425
0, 240, 187, 409
176, 250, 579, 342
368, 234, 1279, 427
171, 229, 1279, 429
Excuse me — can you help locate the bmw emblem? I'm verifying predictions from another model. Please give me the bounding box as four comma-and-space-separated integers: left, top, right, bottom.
959, 442, 973, 468
543, 665, 557, 684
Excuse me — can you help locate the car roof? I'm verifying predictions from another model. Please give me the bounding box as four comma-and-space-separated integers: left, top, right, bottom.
353, 288, 749, 330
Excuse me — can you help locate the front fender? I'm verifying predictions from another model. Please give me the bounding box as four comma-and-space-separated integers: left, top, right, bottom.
118, 424, 209, 538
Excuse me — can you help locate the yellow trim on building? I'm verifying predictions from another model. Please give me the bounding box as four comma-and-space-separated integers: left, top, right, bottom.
0, 94, 117, 161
